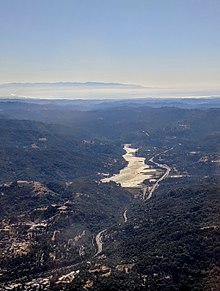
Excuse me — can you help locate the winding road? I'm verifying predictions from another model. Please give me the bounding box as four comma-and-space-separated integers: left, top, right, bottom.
94, 229, 107, 257
96, 147, 172, 260
144, 148, 172, 200
123, 209, 128, 223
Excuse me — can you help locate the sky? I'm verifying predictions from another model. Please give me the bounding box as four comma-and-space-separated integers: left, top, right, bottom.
0, 0, 220, 93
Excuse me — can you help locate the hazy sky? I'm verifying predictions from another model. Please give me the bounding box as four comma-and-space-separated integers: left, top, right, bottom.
0, 0, 220, 89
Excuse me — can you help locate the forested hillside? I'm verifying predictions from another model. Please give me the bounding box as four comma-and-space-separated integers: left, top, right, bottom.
0, 99, 219, 290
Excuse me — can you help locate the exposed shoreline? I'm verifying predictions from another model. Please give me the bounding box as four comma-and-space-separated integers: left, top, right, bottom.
101, 144, 156, 188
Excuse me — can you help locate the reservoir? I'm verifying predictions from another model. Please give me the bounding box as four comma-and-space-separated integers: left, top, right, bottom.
101, 144, 156, 188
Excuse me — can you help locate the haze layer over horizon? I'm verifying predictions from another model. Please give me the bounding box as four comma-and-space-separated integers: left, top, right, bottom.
0, 81, 219, 99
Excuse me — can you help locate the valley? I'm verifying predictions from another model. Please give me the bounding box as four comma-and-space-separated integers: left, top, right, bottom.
0, 98, 219, 290
101, 144, 156, 187
102, 143, 172, 201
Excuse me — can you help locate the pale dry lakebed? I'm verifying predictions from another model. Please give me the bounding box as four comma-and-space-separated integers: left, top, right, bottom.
102, 144, 156, 188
